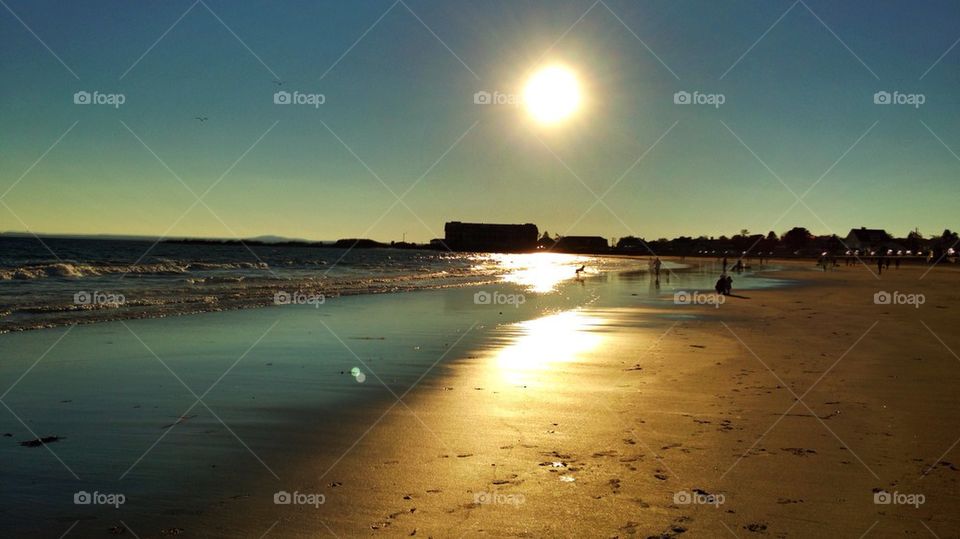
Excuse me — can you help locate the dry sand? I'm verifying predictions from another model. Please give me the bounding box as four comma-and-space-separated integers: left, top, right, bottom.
240, 260, 960, 537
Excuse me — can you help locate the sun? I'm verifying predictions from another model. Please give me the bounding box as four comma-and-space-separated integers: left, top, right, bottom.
523, 65, 581, 125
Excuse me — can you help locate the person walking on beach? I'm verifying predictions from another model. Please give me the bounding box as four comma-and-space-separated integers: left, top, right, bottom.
877, 254, 884, 275
654, 257, 662, 278
722, 256, 728, 273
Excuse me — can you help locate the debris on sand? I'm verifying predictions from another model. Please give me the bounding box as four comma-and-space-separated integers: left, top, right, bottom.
19, 436, 62, 447
161, 414, 198, 429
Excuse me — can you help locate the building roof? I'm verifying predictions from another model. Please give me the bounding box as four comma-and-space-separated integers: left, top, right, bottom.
846, 227, 889, 243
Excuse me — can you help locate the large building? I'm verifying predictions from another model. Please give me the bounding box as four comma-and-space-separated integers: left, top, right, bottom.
443, 221, 538, 252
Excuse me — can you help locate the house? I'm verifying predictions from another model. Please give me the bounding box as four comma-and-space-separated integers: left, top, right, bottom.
844, 227, 890, 252
616, 236, 647, 252
444, 221, 538, 252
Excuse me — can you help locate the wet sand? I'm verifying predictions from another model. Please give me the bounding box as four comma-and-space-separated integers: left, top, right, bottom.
238, 260, 960, 537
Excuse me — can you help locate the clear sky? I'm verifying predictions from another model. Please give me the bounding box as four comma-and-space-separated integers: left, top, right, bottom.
1, 0, 958, 242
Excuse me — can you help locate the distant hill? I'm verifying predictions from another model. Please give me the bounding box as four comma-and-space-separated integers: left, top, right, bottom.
1, 231, 326, 244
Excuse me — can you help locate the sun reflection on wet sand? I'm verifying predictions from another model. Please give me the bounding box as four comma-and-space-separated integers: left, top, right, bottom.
493, 309, 603, 386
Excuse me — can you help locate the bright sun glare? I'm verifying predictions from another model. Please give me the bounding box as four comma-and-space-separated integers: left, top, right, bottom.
523, 65, 581, 125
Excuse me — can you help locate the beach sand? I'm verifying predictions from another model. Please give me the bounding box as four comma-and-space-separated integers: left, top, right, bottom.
219, 260, 960, 537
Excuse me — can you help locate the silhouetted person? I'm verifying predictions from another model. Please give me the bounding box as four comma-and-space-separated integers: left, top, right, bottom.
722, 256, 728, 273
715, 274, 727, 295
895, 257, 901, 269
654, 257, 662, 278
877, 254, 884, 275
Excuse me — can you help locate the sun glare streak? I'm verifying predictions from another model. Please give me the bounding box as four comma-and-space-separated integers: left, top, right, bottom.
486, 252, 589, 293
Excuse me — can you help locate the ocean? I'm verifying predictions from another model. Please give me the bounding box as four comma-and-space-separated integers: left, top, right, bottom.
0, 236, 663, 332
0, 237, 792, 535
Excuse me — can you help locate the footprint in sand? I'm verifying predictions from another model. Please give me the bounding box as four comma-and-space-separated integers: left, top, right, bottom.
649, 516, 691, 537
781, 447, 817, 457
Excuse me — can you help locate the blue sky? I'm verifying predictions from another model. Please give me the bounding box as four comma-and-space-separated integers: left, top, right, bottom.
1, 0, 958, 242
